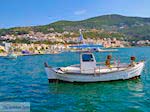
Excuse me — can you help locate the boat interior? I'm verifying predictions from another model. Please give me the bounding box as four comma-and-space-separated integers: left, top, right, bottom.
56, 63, 130, 74
52, 53, 137, 75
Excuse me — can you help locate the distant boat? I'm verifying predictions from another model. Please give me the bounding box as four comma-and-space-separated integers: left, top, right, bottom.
4, 42, 17, 59
6, 53, 17, 59
69, 30, 118, 53
97, 48, 118, 52
69, 44, 118, 52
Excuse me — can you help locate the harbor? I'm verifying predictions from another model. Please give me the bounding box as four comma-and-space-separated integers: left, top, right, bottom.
1, 0, 150, 111
0, 31, 149, 111
0, 33, 120, 57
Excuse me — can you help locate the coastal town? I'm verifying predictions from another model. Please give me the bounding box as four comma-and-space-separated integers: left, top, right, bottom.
0, 29, 149, 56
1, 0, 150, 112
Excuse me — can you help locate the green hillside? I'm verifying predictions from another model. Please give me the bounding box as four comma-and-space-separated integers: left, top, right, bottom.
1, 14, 150, 40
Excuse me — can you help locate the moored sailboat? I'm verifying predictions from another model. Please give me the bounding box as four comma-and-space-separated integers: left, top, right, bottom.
4, 42, 17, 59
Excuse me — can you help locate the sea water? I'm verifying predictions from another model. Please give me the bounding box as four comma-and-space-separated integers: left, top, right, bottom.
0, 47, 150, 112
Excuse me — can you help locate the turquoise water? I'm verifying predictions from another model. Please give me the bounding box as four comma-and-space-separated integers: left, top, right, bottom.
0, 47, 150, 112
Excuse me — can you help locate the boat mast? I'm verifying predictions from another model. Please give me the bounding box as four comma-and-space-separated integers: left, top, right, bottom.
78, 29, 84, 66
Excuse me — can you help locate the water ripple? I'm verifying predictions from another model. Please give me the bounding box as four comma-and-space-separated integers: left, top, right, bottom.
1, 47, 150, 112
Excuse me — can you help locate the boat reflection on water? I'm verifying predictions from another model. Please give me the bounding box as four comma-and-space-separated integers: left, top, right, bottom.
48, 79, 143, 95
127, 78, 144, 92
127, 78, 145, 99
47, 79, 146, 111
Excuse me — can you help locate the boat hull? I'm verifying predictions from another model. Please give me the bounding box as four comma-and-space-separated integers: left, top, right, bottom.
45, 62, 144, 83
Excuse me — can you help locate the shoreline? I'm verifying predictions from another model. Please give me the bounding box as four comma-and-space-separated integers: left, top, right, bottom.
0, 46, 150, 57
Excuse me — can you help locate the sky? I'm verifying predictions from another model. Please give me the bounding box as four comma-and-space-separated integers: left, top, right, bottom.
0, 0, 150, 28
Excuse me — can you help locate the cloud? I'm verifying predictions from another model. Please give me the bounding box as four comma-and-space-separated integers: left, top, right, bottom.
74, 9, 87, 15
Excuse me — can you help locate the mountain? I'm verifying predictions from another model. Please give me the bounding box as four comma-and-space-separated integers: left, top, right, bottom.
1, 14, 150, 41
50, 14, 150, 31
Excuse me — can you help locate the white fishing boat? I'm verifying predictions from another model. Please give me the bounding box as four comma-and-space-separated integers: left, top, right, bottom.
44, 52, 145, 83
